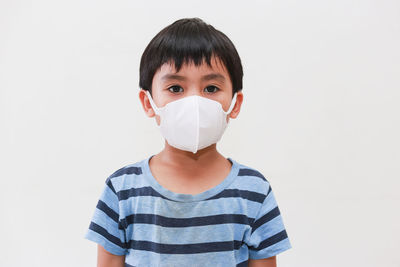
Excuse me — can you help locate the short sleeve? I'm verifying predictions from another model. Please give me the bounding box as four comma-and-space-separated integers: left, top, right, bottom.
84, 176, 128, 256
246, 184, 292, 259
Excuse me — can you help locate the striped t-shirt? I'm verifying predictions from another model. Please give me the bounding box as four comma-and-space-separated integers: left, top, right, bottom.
84, 155, 292, 266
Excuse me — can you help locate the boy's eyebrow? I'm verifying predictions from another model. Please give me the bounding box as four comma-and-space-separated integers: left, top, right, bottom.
161, 74, 187, 81
202, 73, 226, 82
161, 73, 226, 83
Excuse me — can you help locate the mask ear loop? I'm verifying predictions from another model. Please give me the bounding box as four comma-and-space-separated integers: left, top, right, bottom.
224, 92, 238, 115
145, 90, 160, 115
145, 90, 164, 129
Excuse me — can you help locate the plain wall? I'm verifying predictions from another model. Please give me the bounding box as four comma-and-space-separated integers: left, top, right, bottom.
1, 0, 399, 266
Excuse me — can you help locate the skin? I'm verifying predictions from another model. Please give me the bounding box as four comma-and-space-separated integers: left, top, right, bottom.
97, 245, 125, 267
97, 56, 276, 266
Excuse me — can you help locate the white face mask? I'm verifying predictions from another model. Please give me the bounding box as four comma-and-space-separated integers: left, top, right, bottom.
146, 90, 237, 154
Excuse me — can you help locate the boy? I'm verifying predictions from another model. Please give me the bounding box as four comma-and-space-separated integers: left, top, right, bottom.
85, 17, 292, 267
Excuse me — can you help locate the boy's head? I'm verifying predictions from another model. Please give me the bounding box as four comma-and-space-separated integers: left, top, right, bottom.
139, 17, 243, 97
138, 17, 244, 153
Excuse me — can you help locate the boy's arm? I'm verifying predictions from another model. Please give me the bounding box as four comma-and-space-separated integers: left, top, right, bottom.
248, 255, 277, 267
97, 244, 125, 267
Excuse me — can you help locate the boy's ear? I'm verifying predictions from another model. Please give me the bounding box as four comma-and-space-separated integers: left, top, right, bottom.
229, 91, 243, 119
139, 89, 156, 117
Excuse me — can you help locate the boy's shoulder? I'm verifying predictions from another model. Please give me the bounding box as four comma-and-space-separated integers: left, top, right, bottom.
231, 158, 272, 197
103, 157, 148, 193
107, 160, 144, 179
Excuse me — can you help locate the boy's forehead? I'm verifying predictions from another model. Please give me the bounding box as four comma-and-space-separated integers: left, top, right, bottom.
157, 57, 229, 80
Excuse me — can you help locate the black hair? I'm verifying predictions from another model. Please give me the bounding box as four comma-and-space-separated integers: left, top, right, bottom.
139, 17, 243, 97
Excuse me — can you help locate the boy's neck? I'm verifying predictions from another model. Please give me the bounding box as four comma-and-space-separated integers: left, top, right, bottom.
155, 141, 225, 169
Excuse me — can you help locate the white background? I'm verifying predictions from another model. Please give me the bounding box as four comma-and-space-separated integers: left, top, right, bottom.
1, 0, 399, 266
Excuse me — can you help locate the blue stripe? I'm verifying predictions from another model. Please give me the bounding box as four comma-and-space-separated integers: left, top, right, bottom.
105, 177, 117, 194
237, 260, 248, 267
118, 186, 266, 203
120, 213, 254, 229
110, 166, 142, 179
238, 168, 267, 181
251, 206, 280, 234
249, 229, 288, 251
207, 189, 266, 203
117, 186, 170, 201
96, 199, 119, 223
89, 222, 126, 249
126, 239, 243, 254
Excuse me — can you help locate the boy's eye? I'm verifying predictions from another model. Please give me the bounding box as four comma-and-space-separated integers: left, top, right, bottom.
168, 85, 183, 93
204, 86, 219, 93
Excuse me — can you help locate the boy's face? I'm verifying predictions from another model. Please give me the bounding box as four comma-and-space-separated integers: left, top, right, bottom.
140, 56, 243, 126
